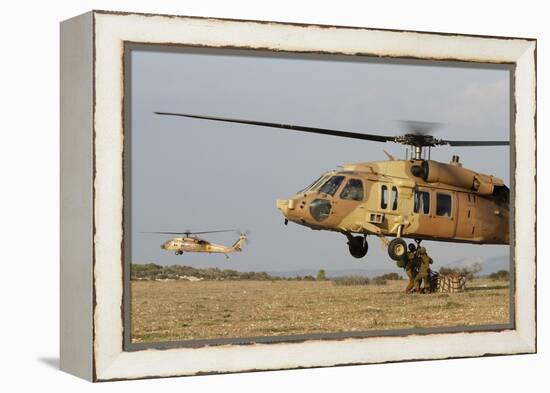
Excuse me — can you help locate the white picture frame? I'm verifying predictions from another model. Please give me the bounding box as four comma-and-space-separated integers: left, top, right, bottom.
60, 10, 536, 381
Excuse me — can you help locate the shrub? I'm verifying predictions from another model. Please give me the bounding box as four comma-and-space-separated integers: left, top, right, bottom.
333, 276, 371, 286
489, 270, 510, 281
375, 272, 402, 281
372, 277, 387, 285
316, 269, 327, 281
439, 262, 482, 280
254, 272, 271, 281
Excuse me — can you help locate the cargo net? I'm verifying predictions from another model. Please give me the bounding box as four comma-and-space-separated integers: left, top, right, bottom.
429, 271, 466, 293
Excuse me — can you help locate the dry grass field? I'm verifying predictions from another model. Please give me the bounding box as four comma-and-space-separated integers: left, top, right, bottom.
130, 279, 510, 343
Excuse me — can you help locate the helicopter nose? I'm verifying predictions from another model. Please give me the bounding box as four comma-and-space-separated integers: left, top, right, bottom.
277, 197, 315, 228
277, 198, 299, 220
276, 199, 290, 217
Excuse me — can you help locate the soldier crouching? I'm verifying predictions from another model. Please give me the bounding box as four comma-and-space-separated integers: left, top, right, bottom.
397, 243, 419, 293
405, 244, 419, 293
413, 246, 433, 293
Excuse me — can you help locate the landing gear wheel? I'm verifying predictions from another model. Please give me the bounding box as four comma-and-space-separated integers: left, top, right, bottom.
388, 238, 407, 261
347, 235, 368, 258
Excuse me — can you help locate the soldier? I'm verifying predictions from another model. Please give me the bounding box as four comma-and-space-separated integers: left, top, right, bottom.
414, 246, 433, 293
403, 243, 418, 293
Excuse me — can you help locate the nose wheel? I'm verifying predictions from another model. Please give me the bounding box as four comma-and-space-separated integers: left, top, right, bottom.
347, 235, 368, 258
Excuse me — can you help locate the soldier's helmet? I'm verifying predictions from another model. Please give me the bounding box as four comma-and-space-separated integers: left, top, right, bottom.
418, 247, 427, 255
408, 243, 416, 252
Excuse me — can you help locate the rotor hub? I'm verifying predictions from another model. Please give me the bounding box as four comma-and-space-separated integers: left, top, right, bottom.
394, 134, 445, 148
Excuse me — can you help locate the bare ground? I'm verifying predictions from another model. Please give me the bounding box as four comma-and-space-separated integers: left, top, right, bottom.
130, 279, 510, 343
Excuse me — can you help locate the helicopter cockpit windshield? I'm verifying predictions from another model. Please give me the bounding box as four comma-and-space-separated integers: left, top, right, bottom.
319, 175, 345, 196
298, 174, 330, 194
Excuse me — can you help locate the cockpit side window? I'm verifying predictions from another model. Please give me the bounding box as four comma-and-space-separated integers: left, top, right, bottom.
340, 179, 364, 201
319, 176, 345, 196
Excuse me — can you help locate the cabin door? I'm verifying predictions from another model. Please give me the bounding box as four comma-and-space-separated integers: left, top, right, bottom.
430, 190, 457, 238
410, 188, 456, 238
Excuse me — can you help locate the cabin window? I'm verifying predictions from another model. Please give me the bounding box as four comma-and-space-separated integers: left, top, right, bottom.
436, 193, 452, 217
340, 179, 364, 201
381, 185, 388, 209
391, 186, 398, 210
413, 190, 430, 214
319, 175, 345, 196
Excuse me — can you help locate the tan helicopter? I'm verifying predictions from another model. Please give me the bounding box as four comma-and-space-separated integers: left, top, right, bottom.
155, 112, 509, 262
151, 230, 248, 258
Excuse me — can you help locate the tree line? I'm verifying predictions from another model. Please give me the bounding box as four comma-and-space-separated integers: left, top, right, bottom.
131, 264, 403, 282
131, 264, 509, 282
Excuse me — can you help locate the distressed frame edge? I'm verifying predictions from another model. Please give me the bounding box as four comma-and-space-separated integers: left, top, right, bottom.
512, 41, 537, 353
92, 8, 538, 42
59, 11, 95, 381
90, 11, 537, 381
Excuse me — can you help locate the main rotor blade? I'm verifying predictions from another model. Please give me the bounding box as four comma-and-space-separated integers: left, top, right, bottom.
155, 112, 395, 143
145, 230, 236, 235
443, 140, 510, 147
191, 230, 237, 235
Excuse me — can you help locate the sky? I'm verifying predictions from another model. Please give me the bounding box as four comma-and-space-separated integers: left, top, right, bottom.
129, 47, 511, 274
